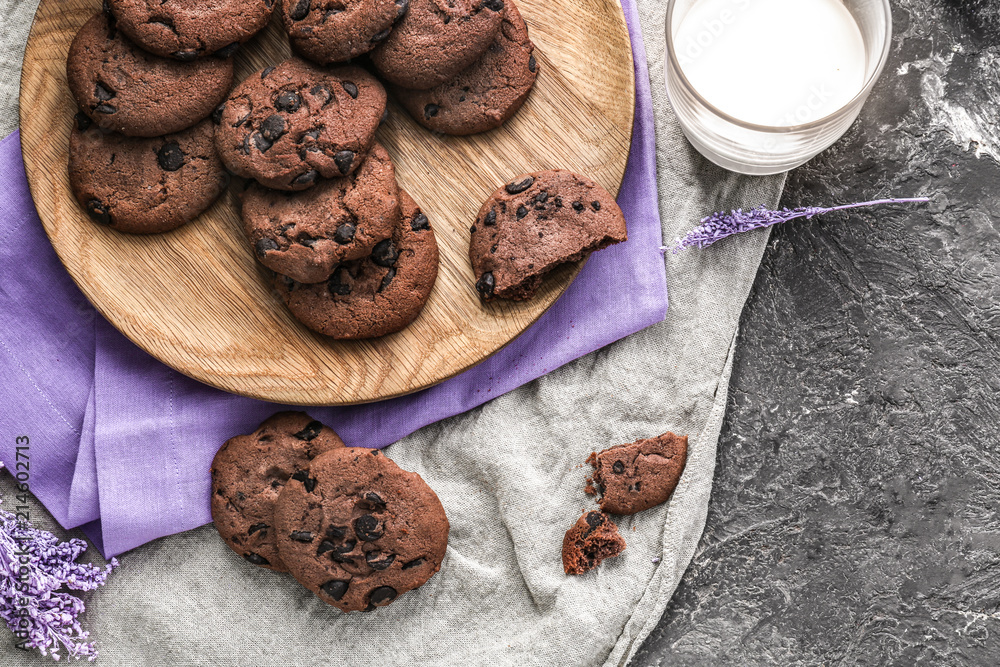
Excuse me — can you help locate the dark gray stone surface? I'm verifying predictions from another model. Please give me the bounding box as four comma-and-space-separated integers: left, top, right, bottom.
634, 0, 1000, 663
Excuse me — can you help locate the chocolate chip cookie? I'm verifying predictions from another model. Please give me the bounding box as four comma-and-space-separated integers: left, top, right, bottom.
67, 13, 234, 137
281, 0, 408, 65
105, 0, 275, 60
211, 412, 346, 572
371, 0, 506, 90
275, 189, 439, 338
585, 432, 689, 515
68, 117, 228, 234
216, 59, 387, 190
242, 142, 400, 284
273, 447, 449, 612
562, 510, 626, 575
469, 170, 627, 301
392, 1, 536, 135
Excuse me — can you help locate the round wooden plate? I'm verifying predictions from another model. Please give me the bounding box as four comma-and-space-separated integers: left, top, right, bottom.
19, 0, 635, 405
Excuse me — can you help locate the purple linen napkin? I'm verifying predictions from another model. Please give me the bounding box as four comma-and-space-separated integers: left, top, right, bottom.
0, 0, 665, 557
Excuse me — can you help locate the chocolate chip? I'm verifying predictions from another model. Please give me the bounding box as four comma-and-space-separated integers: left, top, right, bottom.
634, 481, 642, 491
424, 104, 440, 119
293, 420, 323, 440
592, 201, 602, 211
301, 128, 321, 143
275, 91, 302, 113
612, 460, 626, 474
483, 210, 497, 227
255, 238, 279, 258
365, 551, 396, 571
260, 114, 286, 141
93, 103, 116, 115
334, 150, 355, 175
506, 177, 534, 194
289, 0, 311, 20
334, 223, 356, 244
211, 102, 226, 125
253, 133, 273, 152
411, 213, 430, 231
572, 201, 584, 212
233, 111, 250, 128
321, 580, 349, 601
363, 492, 386, 510
516, 206, 528, 219
585, 511, 605, 528
369, 586, 397, 605
328, 268, 351, 296
354, 514, 383, 541
476, 272, 495, 299
529, 55, 537, 73
316, 540, 336, 556
341, 81, 359, 99
94, 82, 115, 101
172, 50, 198, 62
378, 268, 397, 293
323, 8, 342, 21
247, 523, 268, 535
371, 239, 399, 267
371, 28, 391, 42
291, 470, 317, 493
534, 192, 549, 204
261, 66, 276, 79
244, 553, 270, 566
310, 84, 333, 106
290, 531, 314, 542
470, 225, 477, 234
156, 142, 185, 171
395, 0, 409, 18
401, 557, 424, 570
215, 41, 241, 58
331, 539, 357, 562
291, 169, 319, 187
85, 199, 112, 226
326, 525, 347, 539
74, 112, 92, 131
483, 0, 504, 11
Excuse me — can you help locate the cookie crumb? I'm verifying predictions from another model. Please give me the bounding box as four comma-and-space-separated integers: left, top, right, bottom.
562, 510, 626, 575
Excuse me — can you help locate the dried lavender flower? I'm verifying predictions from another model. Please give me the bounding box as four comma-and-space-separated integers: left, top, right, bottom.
0, 462, 117, 661
667, 197, 931, 252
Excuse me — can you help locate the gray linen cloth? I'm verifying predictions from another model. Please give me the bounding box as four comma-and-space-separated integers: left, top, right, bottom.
0, 0, 785, 664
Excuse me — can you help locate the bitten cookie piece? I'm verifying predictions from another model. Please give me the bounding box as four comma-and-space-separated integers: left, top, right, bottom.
211, 412, 346, 572
106, 0, 275, 60
242, 142, 400, 284
216, 59, 386, 191
392, 1, 537, 135
274, 447, 449, 613
67, 13, 234, 137
275, 190, 439, 339
281, 0, 408, 65
562, 510, 626, 575
469, 170, 627, 301
371, 0, 506, 90
68, 117, 228, 234
586, 432, 688, 515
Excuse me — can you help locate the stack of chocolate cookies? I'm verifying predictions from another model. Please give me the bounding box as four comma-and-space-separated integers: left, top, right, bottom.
214, 57, 440, 339
279, 0, 540, 136
64, 7, 265, 233
211, 412, 450, 613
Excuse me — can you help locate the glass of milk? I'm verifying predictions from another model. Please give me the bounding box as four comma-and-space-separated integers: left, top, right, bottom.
665, 0, 892, 175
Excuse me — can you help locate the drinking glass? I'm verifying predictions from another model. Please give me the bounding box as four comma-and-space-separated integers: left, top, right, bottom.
665, 0, 892, 175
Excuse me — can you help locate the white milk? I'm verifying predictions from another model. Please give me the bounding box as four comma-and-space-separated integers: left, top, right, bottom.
674, 0, 867, 127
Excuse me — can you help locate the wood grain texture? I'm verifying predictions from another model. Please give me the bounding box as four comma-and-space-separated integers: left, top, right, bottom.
19, 0, 635, 405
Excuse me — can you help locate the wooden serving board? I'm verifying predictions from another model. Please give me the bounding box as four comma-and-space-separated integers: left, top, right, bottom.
19, 0, 635, 405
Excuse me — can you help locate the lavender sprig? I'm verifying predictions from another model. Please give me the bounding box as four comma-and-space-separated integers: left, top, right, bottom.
667, 198, 931, 252
0, 462, 117, 661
